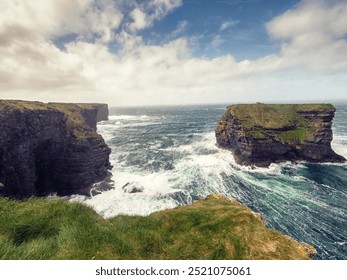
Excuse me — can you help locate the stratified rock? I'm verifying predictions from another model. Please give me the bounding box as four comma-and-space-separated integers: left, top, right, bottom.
0, 100, 112, 198
95, 103, 109, 122
215, 103, 346, 167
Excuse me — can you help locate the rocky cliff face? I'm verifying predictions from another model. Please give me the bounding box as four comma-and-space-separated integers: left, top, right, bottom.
0, 100, 112, 198
215, 103, 346, 167
94, 103, 109, 122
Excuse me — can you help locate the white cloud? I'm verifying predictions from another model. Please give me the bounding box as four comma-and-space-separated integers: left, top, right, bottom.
220, 20, 239, 31
0, 0, 346, 106
267, 0, 347, 72
129, 8, 148, 31
0, 0, 123, 43
211, 35, 224, 48
171, 21, 188, 37
128, 0, 182, 32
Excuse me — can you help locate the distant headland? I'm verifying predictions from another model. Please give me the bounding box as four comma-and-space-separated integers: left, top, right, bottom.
215, 103, 346, 167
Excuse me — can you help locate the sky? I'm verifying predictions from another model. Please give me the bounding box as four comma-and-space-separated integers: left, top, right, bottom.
0, 0, 346, 106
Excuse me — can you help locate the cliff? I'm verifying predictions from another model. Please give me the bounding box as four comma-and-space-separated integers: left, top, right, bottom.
0, 194, 316, 259
0, 100, 111, 198
216, 103, 346, 167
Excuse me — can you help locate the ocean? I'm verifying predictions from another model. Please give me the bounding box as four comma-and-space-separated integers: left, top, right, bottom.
72, 102, 347, 260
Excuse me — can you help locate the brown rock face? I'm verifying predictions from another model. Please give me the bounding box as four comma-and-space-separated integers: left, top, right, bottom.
215, 103, 346, 167
0, 100, 112, 198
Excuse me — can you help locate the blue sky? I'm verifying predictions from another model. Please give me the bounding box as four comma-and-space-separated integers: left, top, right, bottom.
0, 0, 346, 106
140, 0, 299, 60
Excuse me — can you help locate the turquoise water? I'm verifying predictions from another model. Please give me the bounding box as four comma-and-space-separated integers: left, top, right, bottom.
78, 103, 347, 259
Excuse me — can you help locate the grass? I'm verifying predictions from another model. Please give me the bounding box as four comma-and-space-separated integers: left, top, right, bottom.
278, 128, 307, 144
0, 195, 315, 260
0, 100, 52, 111
228, 103, 334, 130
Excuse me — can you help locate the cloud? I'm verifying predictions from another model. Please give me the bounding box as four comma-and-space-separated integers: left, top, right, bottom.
211, 35, 224, 47
128, 0, 183, 32
0, 0, 124, 44
129, 8, 148, 31
267, 0, 347, 72
220, 20, 239, 31
0, 0, 346, 106
171, 21, 188, 37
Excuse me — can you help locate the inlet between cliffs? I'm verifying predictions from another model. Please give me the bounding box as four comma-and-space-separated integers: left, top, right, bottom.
75, 103, 347, 260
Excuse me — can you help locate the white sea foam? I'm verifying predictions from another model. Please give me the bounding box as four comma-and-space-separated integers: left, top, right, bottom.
82, 130, 282, 216
85, 121, 347, 219
75, 131, 235, 216
332, 142, 347, 159
108, 115, 159, 121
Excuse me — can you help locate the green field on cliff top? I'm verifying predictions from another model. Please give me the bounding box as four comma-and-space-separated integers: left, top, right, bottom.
219, 103, 335, 144
228, 103, 334, 130
0, 100, 99, 142
0, 195, 314, 260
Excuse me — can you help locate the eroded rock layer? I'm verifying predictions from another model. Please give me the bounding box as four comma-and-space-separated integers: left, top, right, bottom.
215, 103, 346, 167
0, 100, 111, 198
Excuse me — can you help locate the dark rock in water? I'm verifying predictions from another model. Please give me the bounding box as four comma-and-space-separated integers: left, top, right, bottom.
0, 100, 112, 198
90, 175, 114, 196
215, 103, 346, 167
122, 182, 144, 193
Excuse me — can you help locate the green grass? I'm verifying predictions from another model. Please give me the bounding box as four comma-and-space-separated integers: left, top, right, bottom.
228, 103, 334, 130
278, 128, 307, 144
0, 195, 315, 260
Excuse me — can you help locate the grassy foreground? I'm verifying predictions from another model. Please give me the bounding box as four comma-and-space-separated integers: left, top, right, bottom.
0, 195, 315, 260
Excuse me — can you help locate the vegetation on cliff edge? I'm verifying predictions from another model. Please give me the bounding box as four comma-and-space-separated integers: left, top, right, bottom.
217, 103, 335, 144
0, 195, 315, 260
0, 100, 99, 142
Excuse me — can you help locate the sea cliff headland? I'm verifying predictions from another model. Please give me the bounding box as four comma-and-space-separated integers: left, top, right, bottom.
0, 100, 111, 198
216, 103, 346, 167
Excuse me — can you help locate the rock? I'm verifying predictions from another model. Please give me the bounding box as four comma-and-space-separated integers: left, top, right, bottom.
0, 100, 112, 198
89, 174, 114, 196
122, 182, 144, 193
215, 103, 346, 167
94, 103, 109, 122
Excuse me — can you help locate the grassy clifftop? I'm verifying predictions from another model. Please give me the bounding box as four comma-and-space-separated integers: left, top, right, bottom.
217, 103, 335, 144
227, 103, 334, 130
0, 195, 315, 260
0, 100, 102, 142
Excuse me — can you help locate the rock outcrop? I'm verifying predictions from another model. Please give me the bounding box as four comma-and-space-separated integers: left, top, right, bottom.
94, 103, 109, 122
216, 103, 346, 167
0, 100, 112, 198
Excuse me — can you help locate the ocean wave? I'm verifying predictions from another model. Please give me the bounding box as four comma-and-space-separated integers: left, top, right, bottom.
331, 142, 347, 159
108, 115, 160, 121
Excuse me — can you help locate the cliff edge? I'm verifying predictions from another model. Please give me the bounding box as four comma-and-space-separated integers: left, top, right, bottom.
215, 103, 346, 167
0, 100, 111, 198
0, 194, 316, 259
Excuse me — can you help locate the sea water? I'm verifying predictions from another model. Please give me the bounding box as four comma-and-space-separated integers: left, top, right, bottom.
72, 102, 347, 260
